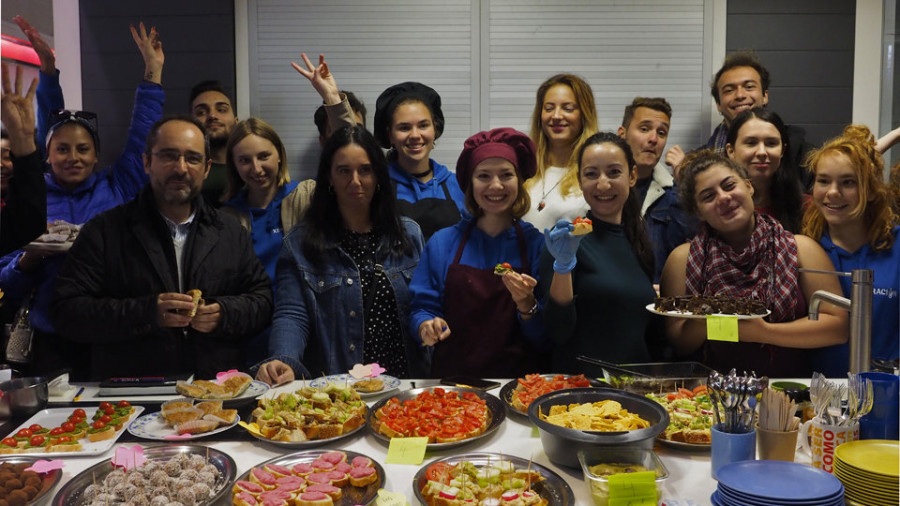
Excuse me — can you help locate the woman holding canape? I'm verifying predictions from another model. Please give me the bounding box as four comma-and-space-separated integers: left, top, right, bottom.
255, 126, 428, 385
803, 125, 899, 375
373, 81, 466, 240
410, 128, 549, 377
522, 74, 599, 232
725, 107, 805, 232
540, 132, 659, 376
660, 150, 848, 377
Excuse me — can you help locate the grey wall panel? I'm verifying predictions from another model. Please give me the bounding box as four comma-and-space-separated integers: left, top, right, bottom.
725, 0, 855, 147
80, 1, 236, 169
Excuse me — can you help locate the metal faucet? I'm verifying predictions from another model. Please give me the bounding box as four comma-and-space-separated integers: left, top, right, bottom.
805, 268, 873, 374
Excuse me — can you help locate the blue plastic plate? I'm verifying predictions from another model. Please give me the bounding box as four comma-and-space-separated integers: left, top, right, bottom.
716, 461, 843, 501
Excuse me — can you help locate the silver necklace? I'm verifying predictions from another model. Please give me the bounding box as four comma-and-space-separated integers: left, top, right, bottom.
537, 176, 563, 212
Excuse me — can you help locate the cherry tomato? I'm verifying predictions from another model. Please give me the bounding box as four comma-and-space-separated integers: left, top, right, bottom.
425, 462, 453, 484
92, 420, 107, 430
57, 435, 72, 443
72, 408, 86, 418
49, 427, 64, 436
28, 424, 43, 432
16, 428, 32, 438
98, 402, 113, 410
2, 437, 18, 447
99, 415, 113, 424
29, 435, 44, 446
116, 400, 131, 408
68, 414, 85, 424
103, 407, 115, 415
61, 421, 76, 433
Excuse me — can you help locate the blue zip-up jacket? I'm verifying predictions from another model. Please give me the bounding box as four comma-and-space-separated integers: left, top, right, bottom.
222, 181, 300, 282
0, 79, 164, 334
389, 158, 466, 214
811, 226, 900, 376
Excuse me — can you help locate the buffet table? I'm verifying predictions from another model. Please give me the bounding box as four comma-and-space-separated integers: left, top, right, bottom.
26, 378, 820, 505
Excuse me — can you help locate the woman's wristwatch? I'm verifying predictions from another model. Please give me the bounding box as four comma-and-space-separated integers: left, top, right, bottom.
517, 298, 539, 316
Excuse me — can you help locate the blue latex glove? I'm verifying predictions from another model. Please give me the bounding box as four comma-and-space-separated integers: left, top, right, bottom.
543, 219, 584, 274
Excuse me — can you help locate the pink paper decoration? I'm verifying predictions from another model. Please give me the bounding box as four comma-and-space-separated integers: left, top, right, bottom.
216, 369, 241, 384
24, 460, 64, 473
112, 445, 147, 470
349, 363, 385, 379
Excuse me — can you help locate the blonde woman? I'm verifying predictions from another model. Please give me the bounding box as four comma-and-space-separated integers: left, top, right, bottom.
522, 74, 599, 231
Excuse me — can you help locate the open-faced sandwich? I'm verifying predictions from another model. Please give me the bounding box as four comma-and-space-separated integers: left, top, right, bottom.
646, 384, 714, 444
250, 384, 367, 442
571, 216, 593, 236
420, 459, 547, 505
493, 262, 513, 276
176, 373, 253, 400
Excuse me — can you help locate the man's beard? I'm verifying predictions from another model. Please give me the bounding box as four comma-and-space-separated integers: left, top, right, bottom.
160, 176, 201, 206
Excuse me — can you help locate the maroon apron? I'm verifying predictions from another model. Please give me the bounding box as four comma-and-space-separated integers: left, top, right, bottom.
431, 221, 542, 378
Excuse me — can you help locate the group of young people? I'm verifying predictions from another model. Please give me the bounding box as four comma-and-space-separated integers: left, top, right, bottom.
1, 18, 897, 383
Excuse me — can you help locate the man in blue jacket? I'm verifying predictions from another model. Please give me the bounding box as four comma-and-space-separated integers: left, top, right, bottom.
618, 97, 696, 283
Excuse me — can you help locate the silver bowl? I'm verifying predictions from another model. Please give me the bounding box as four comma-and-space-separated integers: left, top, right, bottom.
527, 387, 668, 468
0, 376, 49, 420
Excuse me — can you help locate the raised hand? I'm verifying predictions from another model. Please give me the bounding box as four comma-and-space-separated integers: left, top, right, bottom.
13, 16, 55, 75
130, 22, 164, 84
290, 53, 341, 105
0, 63, 38, 155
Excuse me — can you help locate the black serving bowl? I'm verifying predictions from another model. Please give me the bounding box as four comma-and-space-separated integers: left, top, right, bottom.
0, 376, 48, 420
527, 387, 669, 468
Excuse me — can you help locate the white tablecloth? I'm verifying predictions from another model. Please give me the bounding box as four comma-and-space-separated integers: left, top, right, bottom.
39, 378, 821, 505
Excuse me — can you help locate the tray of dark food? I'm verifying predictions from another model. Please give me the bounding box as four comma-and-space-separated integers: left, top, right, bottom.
51, 444, 236, 506
232, 449, 384, 506
648, 295, 770, 319
0, 456, 62, 506
367, 386, 505, 450
415, 452, 575, 505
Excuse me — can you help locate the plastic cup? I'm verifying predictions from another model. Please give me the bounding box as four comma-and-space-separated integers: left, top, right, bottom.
711, 423, 755, 479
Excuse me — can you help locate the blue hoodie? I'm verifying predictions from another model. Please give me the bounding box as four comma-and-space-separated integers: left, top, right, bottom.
389, 159, 466, 214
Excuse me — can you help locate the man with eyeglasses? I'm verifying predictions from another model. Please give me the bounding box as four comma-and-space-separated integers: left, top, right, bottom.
51, 116, 272, 380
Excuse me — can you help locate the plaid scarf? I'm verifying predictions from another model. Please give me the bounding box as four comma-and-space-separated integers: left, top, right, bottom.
707, 122, 729, 154
685, 212, 803, 322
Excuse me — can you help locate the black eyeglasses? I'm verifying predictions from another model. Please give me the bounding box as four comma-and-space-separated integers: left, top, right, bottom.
151, 149, 206, 167
48, 109, 99, 132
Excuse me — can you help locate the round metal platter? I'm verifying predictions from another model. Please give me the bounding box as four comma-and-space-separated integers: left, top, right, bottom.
246, 416, 366, 449
0, 455, 62, 506
50, 444, 237, 506
233, 449, 385, 506
366, 386, 505, 450
499, 374, 606, 419
413, 452, 575, 505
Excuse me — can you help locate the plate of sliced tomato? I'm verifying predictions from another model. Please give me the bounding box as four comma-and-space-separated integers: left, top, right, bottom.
500, 373, 605, 418
366, 386, 505, 450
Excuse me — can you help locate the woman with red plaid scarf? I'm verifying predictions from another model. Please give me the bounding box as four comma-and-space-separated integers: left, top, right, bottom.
660, 150, 848, 378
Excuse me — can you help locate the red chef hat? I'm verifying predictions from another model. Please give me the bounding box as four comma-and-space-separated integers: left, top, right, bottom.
455, 128, 537, 193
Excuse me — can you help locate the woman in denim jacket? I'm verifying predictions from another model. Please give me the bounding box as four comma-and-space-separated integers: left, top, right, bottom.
255, 126, 428, 385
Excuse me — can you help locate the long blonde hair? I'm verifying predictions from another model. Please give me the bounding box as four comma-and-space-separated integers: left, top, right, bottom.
802, 125, 896, 251
526, 74, 599, 197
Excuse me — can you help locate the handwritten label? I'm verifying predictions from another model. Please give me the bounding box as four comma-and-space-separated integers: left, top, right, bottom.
385, 437, 428, 465
608, 470, 657, 506
375, 489, 410, 506
706, 315, 739, 342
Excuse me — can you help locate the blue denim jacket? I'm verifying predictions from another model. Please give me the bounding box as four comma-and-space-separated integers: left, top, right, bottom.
266, 217, 429, 378
642, 164, 697, 283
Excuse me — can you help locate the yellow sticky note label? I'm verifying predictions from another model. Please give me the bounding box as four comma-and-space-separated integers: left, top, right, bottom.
376, 489, 410, 506
532, 425, 540, 438
706, 314, 739, 342
608, 470, 657, 506
385, 436, 428, 465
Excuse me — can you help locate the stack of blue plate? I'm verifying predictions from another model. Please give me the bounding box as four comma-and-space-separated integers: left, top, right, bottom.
711, 461, 845, 506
